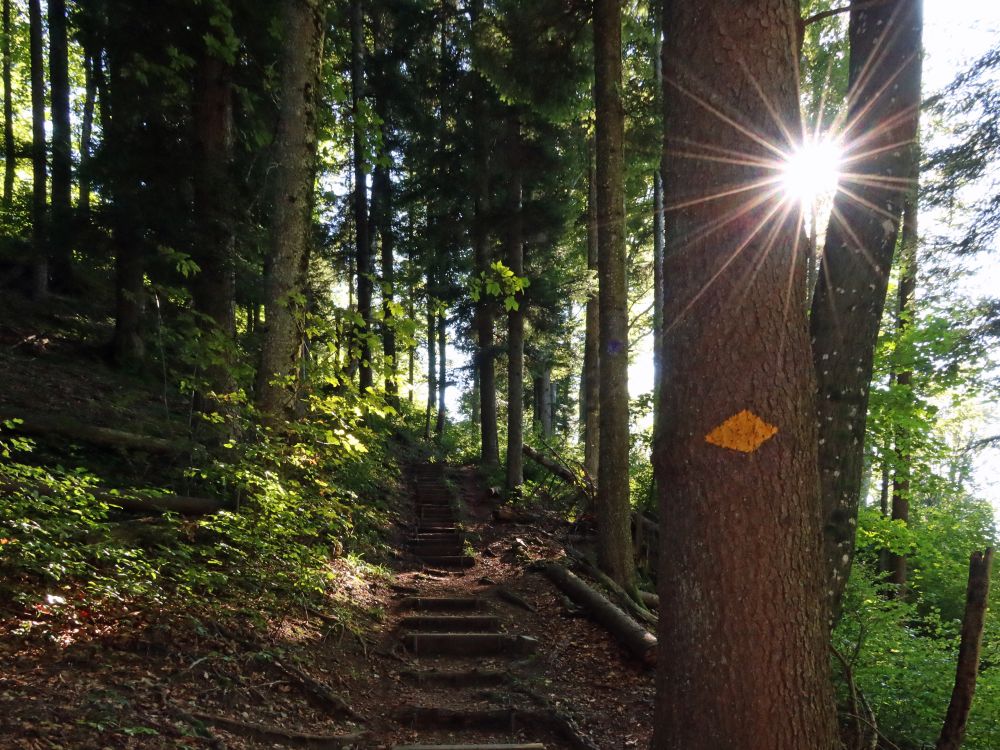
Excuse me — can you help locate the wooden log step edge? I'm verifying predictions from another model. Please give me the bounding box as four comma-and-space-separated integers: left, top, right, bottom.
401, 596, 482, 611
392, 744, 545, 749
399, 615, 501, 631
401, 632, 538, 656
398, 667, 511, 687
418, 555, 475, 568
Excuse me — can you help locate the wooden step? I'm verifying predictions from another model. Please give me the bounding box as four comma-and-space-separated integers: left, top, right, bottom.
410, 543, 464, 557
392, 744, 545, 750
407, 533, 463, 543
417, 555, 475, 568
415, 525, 459, 533
401, 632, 538, 656
398, 668, 511, 687
399, 615, 501, 631
401, 597, 482, 611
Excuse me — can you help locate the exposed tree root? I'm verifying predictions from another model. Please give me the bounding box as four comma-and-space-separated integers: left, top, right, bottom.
274, 660, 365, 722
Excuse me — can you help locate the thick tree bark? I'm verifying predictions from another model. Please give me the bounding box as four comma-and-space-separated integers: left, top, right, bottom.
810, 0, 923, 617
936, 548, 994, 750
254, 0, 326, 423
28, 0, 47, 298
505, 117, 524, 493
594, 0, 634, 592
471, 0, 499, 469
889, 189, 918, 590
48, 0, 72, 289
351, 0, 373, 393
582, 152, 600, 483
192, 18, 237, 407
653, 1, 840, 748
2, 0, 14, 208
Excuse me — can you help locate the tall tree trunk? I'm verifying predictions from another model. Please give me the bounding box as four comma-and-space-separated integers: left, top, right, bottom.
652, 6, 665, 441
471, 0, 498, 469
254, 0, 326, 423
28, 0, 46, 298
192, 14, 237, 408
2, 0, 14, 208
79, 52, 97, 219
425, 301, 436, 439
505, 117, 524, 493
374, 155, 398, 404
936, 548, 994, 750
594, 0, 634, 592
537, 365, 553, 438
810, 0, 923, 618
48, 0, 72, 289
653, 1, 839, 747
435, 310, 446, 436
889, 188, 918, 589
351, 0, 373, 393
582, 151, 600, 483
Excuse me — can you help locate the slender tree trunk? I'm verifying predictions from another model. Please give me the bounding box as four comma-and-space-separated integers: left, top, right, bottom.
810, 0, 923, 618
652, 7, 665, 440
435, 310, 446, 436
582, 151, 600, 483
79, 52, 97, 219
936, 548, 994, 750
889, 188, 918, 589
254, 0, 326, 423
471, 0, 499, 469
192, 14, 237, 408
351, 0, 373, 393
594, 0, 634, 592
2, 0, 14, 208
653, 1, 839, 747
48, 0, 72, 289
505, 117, 524, 493
28, 0, 46, 298
425, 302, 436, 439
374, 155, 398, 404
538, 365, 552, 438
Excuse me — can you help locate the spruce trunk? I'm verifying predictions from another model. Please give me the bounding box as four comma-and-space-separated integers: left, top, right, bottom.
593, 0, 634, 592
254, 0, 326, 423
653, 1, 839, 747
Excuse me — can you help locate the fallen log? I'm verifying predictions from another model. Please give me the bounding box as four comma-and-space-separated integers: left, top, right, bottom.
522, 445, 593, 498
1, 478, 224, 516
937, 547, 994, 750
539, 562, 656, 667
1, 408, 193, 454
564, 546, 657, 627
184, 710, 368, 749
102, 491, 224, 515
638, 590, 659, 609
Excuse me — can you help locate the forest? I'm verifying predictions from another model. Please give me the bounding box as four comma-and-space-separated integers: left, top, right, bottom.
0, 0, 998, 748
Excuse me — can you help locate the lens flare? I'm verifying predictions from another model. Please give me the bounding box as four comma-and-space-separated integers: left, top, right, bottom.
780, 138, 843, 207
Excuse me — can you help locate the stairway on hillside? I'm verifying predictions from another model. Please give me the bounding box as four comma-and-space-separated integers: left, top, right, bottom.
383, 463, 563, 750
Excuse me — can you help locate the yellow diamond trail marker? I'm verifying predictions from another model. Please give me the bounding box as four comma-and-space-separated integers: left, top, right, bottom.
704, 409, 778, 453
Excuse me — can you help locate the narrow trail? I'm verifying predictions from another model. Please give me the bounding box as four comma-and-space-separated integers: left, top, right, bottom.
368, 462, 633, 749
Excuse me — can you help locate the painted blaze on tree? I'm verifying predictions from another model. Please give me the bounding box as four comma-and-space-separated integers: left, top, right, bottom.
653, 1, 839, 748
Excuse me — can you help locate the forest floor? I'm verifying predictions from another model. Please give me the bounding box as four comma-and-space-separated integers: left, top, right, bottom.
1, 463, 655, 749
0, 293, 655, 748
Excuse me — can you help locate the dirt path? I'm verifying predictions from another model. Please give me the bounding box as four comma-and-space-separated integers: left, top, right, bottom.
0, 461, 654, 749
364, 462, 655, 749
